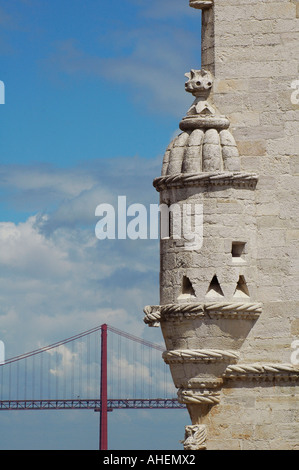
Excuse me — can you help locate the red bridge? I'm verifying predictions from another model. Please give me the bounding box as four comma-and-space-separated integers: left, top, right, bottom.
0, 324, 185, 449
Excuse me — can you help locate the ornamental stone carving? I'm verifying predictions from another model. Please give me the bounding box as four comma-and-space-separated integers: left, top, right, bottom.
143, 302, 262, 326
185, 69, 215, 116
159, 69, 242, 176
162, 349, 240, 364
182, 424, 207, 451
224, 363, 299, 382
178, 389, 220, 406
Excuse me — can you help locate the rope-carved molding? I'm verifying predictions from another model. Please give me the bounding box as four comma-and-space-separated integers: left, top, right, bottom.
178, 388, 220, 405
160, 303, 204, 316
205, 302, 262, 319
143, 305, 162, 327
163, 348, 240, 364
153, 171, 259, 192
177, 364, 299, 405
224, 363, 299, 382
143, 302, 262, 326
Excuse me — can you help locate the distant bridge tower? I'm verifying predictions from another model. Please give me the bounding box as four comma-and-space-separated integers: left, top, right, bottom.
144, 0, 299, 450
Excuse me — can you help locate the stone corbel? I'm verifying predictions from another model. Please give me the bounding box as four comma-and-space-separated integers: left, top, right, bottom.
181, 424, 207, 450
189, 0, 213, 9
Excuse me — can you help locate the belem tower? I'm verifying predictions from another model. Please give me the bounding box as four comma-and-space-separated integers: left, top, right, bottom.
144, 0, 299, 450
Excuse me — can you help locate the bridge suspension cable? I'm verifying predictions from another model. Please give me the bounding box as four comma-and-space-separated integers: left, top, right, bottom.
0, 324, 185, 449
0, 324, 180, 406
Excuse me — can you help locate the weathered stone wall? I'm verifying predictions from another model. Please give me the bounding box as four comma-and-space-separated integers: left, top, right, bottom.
145, 0, 299, 450
199, 0, 299, 448
159, 186, 258, 307
198, 383, 299, 450
205, 0, 299, 364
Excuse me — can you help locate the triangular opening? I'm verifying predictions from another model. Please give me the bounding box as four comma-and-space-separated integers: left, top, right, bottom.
233, 275, 250, 298
206, 275, 224, 298
178, 276, 196, 299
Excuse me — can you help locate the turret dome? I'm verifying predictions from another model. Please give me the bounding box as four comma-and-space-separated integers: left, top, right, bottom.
161, 69, 240, 176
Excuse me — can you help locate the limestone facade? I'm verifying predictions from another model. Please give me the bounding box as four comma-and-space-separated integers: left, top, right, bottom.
144, 0, 299, 450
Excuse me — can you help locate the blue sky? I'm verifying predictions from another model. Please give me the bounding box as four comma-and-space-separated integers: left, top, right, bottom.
0, 0, 202, 450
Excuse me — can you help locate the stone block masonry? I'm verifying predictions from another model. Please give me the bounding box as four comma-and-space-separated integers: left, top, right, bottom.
144, 0, 299, 450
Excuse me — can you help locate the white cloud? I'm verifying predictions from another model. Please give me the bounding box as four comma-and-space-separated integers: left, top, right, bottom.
0, 216, 72, 277
0, 164, 94, 195
0, 163, 98, 214
0, 156, 161, 360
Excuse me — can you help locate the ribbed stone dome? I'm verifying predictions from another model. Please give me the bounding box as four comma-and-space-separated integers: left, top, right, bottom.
161, 127, 240, 177
161, 69, 241, 177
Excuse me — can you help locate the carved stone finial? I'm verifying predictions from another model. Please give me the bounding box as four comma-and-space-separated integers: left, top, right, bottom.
184, 69, 215, 116
189, 0, 213, 9
154, 68, 242, 177
182, 424, 207, 450
185, 69, 213, 98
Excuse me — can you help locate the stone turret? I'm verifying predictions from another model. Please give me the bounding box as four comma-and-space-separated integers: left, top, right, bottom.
144, 0, 299, 451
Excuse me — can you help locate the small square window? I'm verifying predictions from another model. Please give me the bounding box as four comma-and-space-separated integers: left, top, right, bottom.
231, 242, 246, 258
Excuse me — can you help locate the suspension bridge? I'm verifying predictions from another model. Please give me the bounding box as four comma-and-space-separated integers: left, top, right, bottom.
0, 324, 185, 449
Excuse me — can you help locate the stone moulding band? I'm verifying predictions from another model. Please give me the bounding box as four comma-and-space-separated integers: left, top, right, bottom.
162, 348, 240, 364
143, 302, 262, 326
179, 115, 230, 131
178, 388, 220, 405
205, 302, 262, 319
181, 377, 223, 389
224, 363, 299, 382
160, 303, 204, 316
153, 171, 259, 192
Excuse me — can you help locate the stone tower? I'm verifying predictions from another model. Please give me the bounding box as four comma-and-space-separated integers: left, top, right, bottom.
144, 0, 299, 450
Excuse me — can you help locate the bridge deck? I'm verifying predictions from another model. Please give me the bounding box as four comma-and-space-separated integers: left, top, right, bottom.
0, 398, 185, 411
